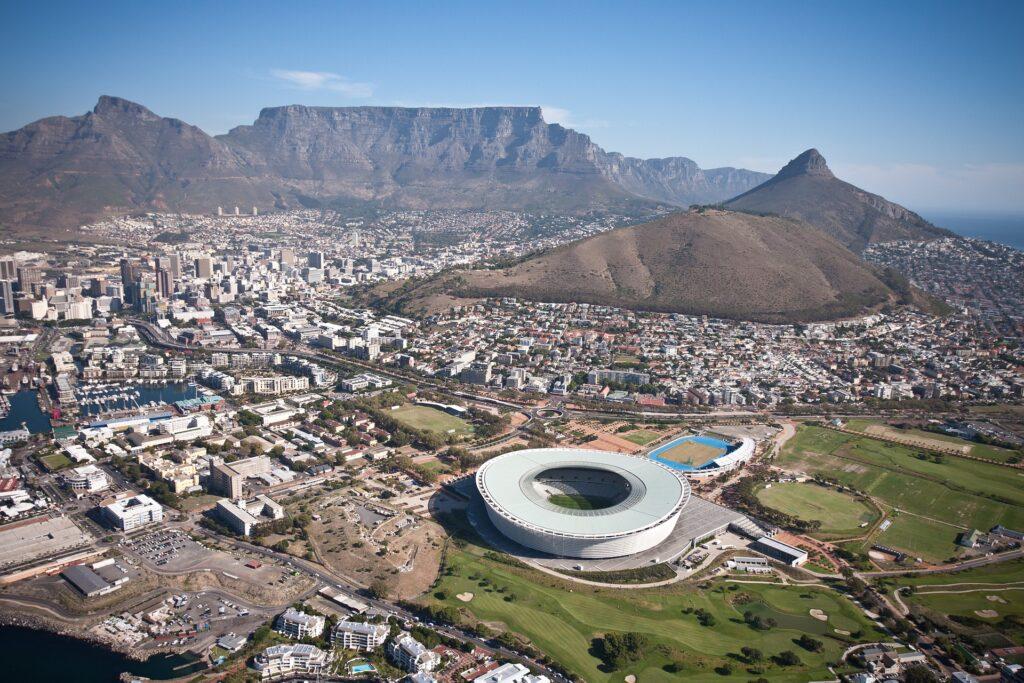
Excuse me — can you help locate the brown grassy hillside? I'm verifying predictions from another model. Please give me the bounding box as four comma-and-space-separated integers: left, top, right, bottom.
394, 209, 906, 323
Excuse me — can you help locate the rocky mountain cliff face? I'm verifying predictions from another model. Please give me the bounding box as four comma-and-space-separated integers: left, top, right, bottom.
725, 149, 952, 252
0, 97, 770, 230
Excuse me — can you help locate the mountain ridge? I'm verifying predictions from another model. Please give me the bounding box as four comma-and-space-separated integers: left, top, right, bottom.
0, 97, 771, 231
725, 148, 953, 252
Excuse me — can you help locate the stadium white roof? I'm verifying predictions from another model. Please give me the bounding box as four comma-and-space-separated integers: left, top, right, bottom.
477, 448, 688, 537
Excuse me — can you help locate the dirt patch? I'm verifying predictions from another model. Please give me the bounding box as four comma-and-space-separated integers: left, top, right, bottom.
975, 609, 999, 618
305, 491, 445, 600
863, 425, 970, 453
809, 609, 828, 621
456, 592, 474, 602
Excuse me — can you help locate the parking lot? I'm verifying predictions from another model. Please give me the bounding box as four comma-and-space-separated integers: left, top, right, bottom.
123, 528, 209, 570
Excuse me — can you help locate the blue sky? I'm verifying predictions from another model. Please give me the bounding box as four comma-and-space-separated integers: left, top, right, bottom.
2, 1, 1022, 213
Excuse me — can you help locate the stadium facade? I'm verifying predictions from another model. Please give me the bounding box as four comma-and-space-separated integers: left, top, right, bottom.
476, 448, 690, 558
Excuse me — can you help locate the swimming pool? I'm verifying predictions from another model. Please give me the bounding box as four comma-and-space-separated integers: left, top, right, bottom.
648, 434, 735, 471
350, 663, 376, 674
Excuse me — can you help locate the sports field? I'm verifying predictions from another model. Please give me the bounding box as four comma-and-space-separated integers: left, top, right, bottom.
778, 426, 1024, 534
548, 493, 614, 510
424, 546, 882, 682
37, 453, 73, 471
755, 482, 877, 538
649, 435, 729, 469
621, 429, 661, 446
873, 513, 962, 563
391, 404, 473, 436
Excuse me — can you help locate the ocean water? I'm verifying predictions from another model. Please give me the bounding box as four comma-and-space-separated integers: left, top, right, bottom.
0, 625, 205, 682
923, 212, 1024, 251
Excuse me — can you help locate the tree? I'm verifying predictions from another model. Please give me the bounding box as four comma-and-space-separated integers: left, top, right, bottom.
796, 635, 823, 652
775, 650, 801, 666
596, 632, 649, 670
741, 646, 763, 663
368, 578, 389, 599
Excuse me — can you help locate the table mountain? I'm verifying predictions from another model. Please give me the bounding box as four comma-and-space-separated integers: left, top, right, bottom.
391, 209, 916, 323
0, 96, 770, 231
724, 149, 952, 252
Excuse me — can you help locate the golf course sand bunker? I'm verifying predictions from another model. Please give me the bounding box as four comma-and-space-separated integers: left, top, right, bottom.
975, 609, 999, 618
809, 609, 828, 621
456, 592, 474, 602
987, 595, 1007, 604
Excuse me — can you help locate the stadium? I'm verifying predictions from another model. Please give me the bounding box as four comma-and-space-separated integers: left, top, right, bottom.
647, 433, 756, 479
475, 448, 690, 558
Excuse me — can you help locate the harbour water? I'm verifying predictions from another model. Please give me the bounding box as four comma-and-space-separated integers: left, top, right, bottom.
0, 625, 206, 682
0, 389, 51, 434
76, 381, 198, 417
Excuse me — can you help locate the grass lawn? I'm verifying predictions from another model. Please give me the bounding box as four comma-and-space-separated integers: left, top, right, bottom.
893, 559, 1024, 588
391, 404, 473, 436
621, 429, 661, 446
417, 460, 451, 475
178, 494, 222, 512
755, 482, 878, 538
889, 560, 1024, 647
778, 426, 1024, 535
424, 546, 883, 681
872, 513, 963, 563
37, 452, 73, 471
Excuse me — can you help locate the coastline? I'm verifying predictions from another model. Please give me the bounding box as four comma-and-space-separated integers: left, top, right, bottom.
0, 607, 189, 664
0, 609, 146, 660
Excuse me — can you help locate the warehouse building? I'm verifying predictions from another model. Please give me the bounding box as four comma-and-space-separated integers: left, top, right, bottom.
61, 559, 130, 597
749, 536, 808, 566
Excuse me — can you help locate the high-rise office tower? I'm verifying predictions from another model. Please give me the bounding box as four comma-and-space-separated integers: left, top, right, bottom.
167, 253, 182, 280
17, 266, 41, 292
0, 280, 14, 314
195, 256, 214, 279
156, 268, 173, 298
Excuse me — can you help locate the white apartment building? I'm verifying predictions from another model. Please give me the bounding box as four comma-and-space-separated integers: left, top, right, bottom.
254, 643, 331, 680
157, 414, 213, 441
242, 375, 310, 395
274, 607, 325, 639
100, 494, 164, 531
215, 495, 284, 536
331, 620, 388, 651
63, 464, 109, 497
388, 632, 440, 673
